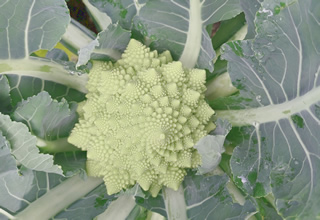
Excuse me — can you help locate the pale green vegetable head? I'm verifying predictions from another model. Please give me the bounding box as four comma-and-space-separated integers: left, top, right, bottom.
68, 39, 215, 197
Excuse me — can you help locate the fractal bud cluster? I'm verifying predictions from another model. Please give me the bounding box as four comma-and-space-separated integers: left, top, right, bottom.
68, 39, 215, 197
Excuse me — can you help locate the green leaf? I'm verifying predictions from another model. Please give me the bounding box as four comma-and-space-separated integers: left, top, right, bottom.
88, 0, 137, 30
240, 0, 261, 39
82, 0, 112, 32
54, 151, 87, 177
0, 112, 62, 174
194, 119, 231, 174
0, 0, 70, 59
77, 24, 131, 67
218, 0, 320, 218
255, 197, 283, 220
210, 13, 246, 50
134, 0, 243, 71
53, 181, 112, 220
206, 56, 228, 81
0, 75, 12, 114
12, 91, 77, 141
0, 131, 17, 177
61, 18, 96, 54
135, 192, 167, 218
0, 146, 108, 220
137, 172, 257, 219
0, 170, 106, 219
183, 173, 256, 219
126, 205, 148, 220
0, 168, 38, 215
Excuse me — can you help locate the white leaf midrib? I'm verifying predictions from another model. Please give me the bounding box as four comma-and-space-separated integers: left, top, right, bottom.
0, 59, 88, 93
178, 0, 202, 69
24, 0, 36, 58
215, 86, 320, 126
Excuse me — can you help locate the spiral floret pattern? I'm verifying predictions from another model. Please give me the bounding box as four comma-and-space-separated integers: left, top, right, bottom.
68, 39, 215, 197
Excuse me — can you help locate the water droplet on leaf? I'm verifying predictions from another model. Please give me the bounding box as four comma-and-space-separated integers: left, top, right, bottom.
256, 95, 262, 102
256, 52, 264, 59
266, 43, 276, 51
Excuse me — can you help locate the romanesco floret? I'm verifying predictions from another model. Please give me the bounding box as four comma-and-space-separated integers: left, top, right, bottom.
68, 39, 215, 197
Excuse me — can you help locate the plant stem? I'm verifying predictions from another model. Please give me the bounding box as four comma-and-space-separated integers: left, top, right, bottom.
265, 193, 277, 210
95, 195, 136, 220
0, 58, 88, 93
82, 0, 111, 32
214, 24, 248, 63
163, 186, 187, 220
61, 19, 95, 54
149, 211, 166, 220
205, 72, 238, 101
215, 86, 320, 126
15, 175, 103, 220
0, 208, 16, 219
179, 0, 202, 69
37, 137, 80, 153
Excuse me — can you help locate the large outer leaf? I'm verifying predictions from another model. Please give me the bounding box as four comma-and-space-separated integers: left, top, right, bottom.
133, 0, 242, 71
240, 0, 262, 39
88, 0, 137, 30
194, 119, 231, 174
217, 0, 320, 218
136, 173, 257, 219
12, 91, 77, 141
0, 0, 70, 59
0, 112, 62, 174
183, 174, 256, 220
0, 144, 108, 220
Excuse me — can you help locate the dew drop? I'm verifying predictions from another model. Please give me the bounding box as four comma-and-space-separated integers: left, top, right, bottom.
256, 95, 262, 102
266, 43, 276, 51
259, 8, 274, 17
256, 52, 264, 59
294, 161, 299, 165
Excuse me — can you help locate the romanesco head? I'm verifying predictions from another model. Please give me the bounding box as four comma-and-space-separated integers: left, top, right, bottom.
68, 39, 215, 197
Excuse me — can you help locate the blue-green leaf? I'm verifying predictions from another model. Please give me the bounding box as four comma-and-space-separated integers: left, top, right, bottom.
134, 0, 242, 71
0, 112, 62, 174
77, 24, 131, 67
218, 0, 320, 218
0, 75, 12, 114
12, 91, 77, 141
0, 0, 70, 59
